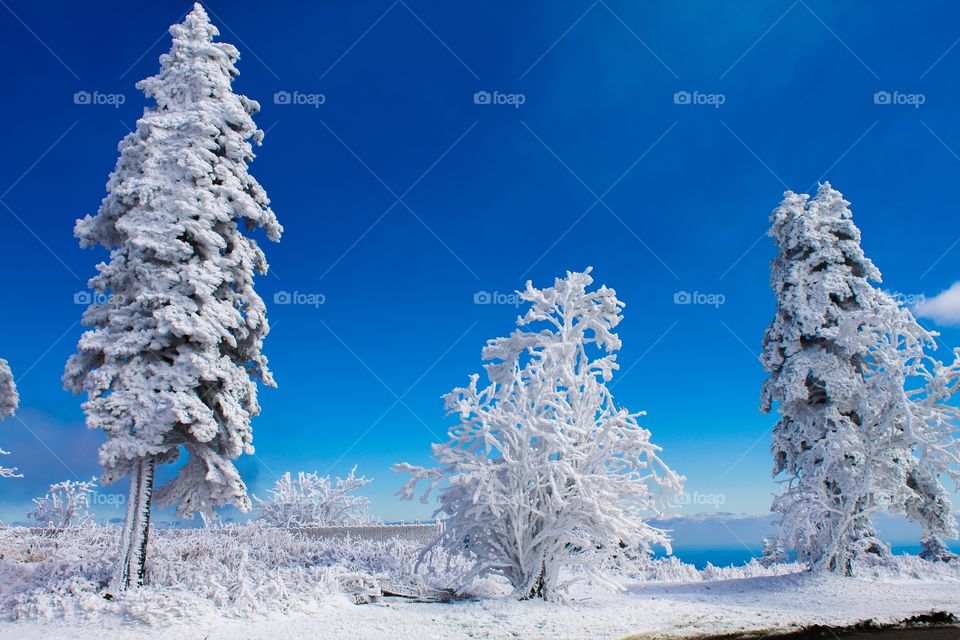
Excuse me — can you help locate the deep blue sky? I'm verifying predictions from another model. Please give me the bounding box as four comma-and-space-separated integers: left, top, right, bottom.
1, 1, 959, 523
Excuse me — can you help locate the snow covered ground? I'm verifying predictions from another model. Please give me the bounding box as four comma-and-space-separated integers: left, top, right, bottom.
3, 571, 958, 640
1, 526, 958, 640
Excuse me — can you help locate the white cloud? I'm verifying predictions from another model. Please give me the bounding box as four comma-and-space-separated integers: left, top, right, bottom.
914, 282, 960, 326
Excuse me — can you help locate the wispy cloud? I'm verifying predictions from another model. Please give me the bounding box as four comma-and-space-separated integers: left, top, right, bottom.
915, 282, 960, 326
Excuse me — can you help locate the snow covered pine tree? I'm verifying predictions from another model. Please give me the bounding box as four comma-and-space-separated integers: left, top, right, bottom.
0, 358, 20, 478
395, 268, 683, 600
760, 183, 960, 574
64, 4, 281, 589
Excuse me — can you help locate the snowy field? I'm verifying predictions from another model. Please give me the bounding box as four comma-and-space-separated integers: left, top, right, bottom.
4, 6, 960, 640
1, 526, 958, 640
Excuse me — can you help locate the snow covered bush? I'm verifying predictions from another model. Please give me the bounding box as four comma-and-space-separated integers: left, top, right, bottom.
254, 467, 378, 527
611, 555, 803, 584
27, 478, 98, 528
760, 183, 960, 574
395, 268, 684, 600
0, 525, 458, 624
0, 358, 20, 479
63, 4, 282, 588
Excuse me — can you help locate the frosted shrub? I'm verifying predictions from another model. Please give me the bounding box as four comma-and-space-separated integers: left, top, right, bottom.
609, 554, 805, 584
254, 467, 378, 527
397, 268, 683, 600
0, 525, 458, 624
27, 478, 97, 528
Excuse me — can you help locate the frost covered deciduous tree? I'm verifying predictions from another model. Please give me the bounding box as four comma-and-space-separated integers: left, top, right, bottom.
28, 478, 98, 528
395, 268, 683, 600
254, 467, 377, 527
0, 358, 19, 479
845, 304, 960, 562
63, 4, 281, 588
761, 183, 960, 574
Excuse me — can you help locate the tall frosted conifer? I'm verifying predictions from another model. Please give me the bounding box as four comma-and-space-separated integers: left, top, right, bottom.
64, 4, 281, 588
761, 183, 960, 574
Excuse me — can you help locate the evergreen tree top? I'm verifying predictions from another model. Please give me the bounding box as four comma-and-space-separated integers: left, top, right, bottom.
764, 183, 884, 354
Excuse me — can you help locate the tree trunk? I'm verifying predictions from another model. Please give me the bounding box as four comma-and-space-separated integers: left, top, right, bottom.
117, 457, 156, 589
520, 564, 546, 600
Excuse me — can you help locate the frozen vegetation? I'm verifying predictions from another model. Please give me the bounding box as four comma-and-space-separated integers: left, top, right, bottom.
63, 2, 281, 588
26, 479, 98, 529
1, 524, 958, 639
761, 184, 960, 572
396, 268, 683, 600
0, 525, 459, 625
254, 468, 379, 528
2, 4, 960, 640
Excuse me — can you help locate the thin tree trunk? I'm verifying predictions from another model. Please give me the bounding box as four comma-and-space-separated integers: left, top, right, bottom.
117, 457, 156, 589
116, 463, 139, 586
